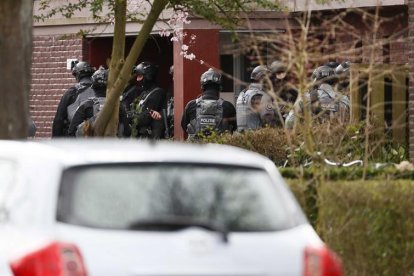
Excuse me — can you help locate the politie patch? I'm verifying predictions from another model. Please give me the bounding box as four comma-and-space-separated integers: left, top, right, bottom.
200, 118, 216, 124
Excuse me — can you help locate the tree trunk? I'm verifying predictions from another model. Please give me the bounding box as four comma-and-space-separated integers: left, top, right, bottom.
0, 0, 32, 139
93, 0, 169, 136
105, 0, 126, 137
409, 0, 414, 162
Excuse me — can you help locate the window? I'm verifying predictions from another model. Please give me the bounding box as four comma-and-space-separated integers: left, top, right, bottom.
220, 54, 234, 92
57, 164, 295, 232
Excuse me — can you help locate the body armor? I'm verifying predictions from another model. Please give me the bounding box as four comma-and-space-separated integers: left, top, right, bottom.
67, 85, 95, 123
286, 83, 350, 128
313, 83, 350, 120
75, 97, 106, 137
259, 93, 283, 127
236, 84, 265, 131
187, 97, 224, 138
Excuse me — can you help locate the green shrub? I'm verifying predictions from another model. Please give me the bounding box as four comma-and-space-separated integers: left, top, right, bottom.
192, 122, 408, 166
196, 128, 289, 165
286, 178, 319, 227
286, 174, 414, 275
280, 166, 414, 181
192, 124, 413, 274
317, 180, 414, 276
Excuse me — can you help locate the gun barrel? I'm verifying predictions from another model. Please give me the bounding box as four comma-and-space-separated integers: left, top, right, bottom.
162, 109, 169, 138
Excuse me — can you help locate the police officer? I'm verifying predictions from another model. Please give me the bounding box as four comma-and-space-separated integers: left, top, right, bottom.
181, 68, 236, 139
163, 65, 174, 139
67, 67, 129, 137
324, 61, 340, 70
130, 62, 165, 139
285, 65, 350, 128
269, 60, 298, 120
121, 64, 141, 115
335, 61, 351, 94
237, 65, 281, 131
52, 61, 95, 137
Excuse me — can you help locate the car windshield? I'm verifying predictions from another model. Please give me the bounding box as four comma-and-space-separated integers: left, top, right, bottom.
57, 164, 293, 232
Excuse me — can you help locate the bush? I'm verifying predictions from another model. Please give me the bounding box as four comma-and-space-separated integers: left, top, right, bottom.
286, 178, 319, 227
194, 128, 288, 164
280, 165, 414, 181
285, 169, 414, 275
317, 180, 414, 275
193, 124, 413, 274
193, 122, 408, 166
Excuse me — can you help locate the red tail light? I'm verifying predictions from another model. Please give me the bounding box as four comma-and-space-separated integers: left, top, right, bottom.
10, 241, 87, 276
303, 245, 342, 276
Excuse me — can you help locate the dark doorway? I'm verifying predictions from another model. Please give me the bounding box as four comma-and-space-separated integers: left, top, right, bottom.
85, 34, 173, 92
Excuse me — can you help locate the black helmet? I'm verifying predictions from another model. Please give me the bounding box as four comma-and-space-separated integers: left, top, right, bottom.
250, 65, 270, 81
91, 67, 108, 89
270, 61, 287, 74
335, 61, 351, 75
134, 62, 158, 81
200, 68, 222, 87
312, 65, 336, 81
71, 61, 94, 81
324, 61, 340, 69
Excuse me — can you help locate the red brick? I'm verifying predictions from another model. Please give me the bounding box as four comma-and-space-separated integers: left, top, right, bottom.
30, 34, 85, 138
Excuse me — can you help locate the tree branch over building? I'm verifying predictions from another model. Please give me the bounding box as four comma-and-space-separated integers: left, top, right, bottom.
35, 0, 283, 136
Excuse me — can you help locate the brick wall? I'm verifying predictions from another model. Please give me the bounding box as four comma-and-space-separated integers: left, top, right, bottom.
409, 0, 414, 162
390, 37, 408, 64
31, 34, 84, 138
336, 34, 407, 65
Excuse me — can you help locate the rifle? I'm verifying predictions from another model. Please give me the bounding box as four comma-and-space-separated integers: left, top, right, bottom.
162, 108, 170, 138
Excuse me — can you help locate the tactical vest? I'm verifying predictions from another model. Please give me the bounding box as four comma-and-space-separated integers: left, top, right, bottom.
188, 97, 224, 137
75, 97, 106, 137
317, 84, 348, 113
67, 85, 95, 123
130, 87, 160, 138
236, 86, 265, 131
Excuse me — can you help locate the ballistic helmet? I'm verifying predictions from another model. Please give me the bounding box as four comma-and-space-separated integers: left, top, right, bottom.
324, 61, 340, 69
250, 65, 270, 82
335, 61, 351, 75
134, 62, 158, 81
270, 61, 287, 74
312, 65, 336, 81
71, 61, 94, 81
200, 68, 222, 87
91, 67, 108, 89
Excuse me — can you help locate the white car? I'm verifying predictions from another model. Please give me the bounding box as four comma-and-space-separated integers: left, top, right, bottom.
0, 139, 342, 276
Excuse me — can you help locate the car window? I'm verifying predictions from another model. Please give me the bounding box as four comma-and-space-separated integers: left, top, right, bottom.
57, 164, 294, 232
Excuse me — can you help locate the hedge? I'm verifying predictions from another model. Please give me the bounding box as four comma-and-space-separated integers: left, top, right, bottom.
196, 123, 408, 166
286, 178, 414, 276
279, 166, 414, 181
194, 125, 412, 274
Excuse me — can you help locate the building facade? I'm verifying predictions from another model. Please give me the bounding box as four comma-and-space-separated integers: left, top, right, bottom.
31, 0, 410, 151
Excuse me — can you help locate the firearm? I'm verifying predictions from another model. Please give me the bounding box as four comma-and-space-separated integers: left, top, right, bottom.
162, 108, 170, 138
126, 110, 137, 119
126, 107, 151, 119
186, 123, 197, 141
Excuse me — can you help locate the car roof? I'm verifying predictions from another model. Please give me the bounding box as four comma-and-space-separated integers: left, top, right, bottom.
0, 139, 273, 169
